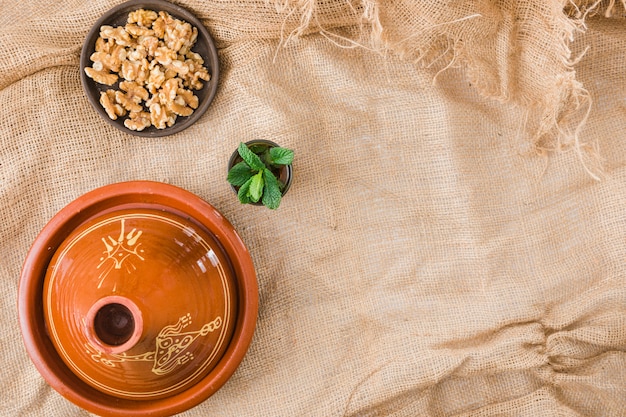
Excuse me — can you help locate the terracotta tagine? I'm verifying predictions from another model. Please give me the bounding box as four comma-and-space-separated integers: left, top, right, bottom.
19, 181, 258, 416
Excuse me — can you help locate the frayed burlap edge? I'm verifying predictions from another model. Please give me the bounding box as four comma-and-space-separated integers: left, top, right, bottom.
268, 0, 625, 180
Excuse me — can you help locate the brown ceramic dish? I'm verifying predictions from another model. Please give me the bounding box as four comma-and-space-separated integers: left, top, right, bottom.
19, 181, 257, 416
80, 0, 219, 137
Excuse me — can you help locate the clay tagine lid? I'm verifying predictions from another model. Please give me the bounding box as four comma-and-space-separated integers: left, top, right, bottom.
19, 181, 257, 416
44, 207, 237, 399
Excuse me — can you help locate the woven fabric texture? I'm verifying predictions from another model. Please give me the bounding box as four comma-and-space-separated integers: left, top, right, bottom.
1, 0, 625, 416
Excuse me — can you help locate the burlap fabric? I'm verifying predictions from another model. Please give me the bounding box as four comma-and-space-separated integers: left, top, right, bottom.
2, 0, 625, 415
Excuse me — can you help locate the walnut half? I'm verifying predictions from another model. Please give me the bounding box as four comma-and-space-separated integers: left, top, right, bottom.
99, 90, 126, 120
85, 67, 118, 86
124, 111, 152, 131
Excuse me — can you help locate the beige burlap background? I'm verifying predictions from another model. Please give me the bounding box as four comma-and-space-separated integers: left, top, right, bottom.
2, 0, 626, 415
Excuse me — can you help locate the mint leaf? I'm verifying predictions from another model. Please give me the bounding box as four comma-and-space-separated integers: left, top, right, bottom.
249, 171, 264, 202
237, 177, 253, 204
248, 144, 268, 155
227, 162, 254, 186
268, 147, 294, 166
262, 168, 282, 209
238, 142, 265, 171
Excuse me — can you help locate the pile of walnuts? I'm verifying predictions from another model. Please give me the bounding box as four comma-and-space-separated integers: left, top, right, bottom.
84, 9, 210, 131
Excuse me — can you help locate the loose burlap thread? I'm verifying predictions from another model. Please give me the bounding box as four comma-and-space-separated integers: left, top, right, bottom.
1, 1, 625, 416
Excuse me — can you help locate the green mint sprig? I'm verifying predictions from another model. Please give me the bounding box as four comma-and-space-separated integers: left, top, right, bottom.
227, 142, 294, 209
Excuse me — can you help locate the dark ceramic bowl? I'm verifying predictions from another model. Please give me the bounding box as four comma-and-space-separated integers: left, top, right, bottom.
80, 0, 219, 137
